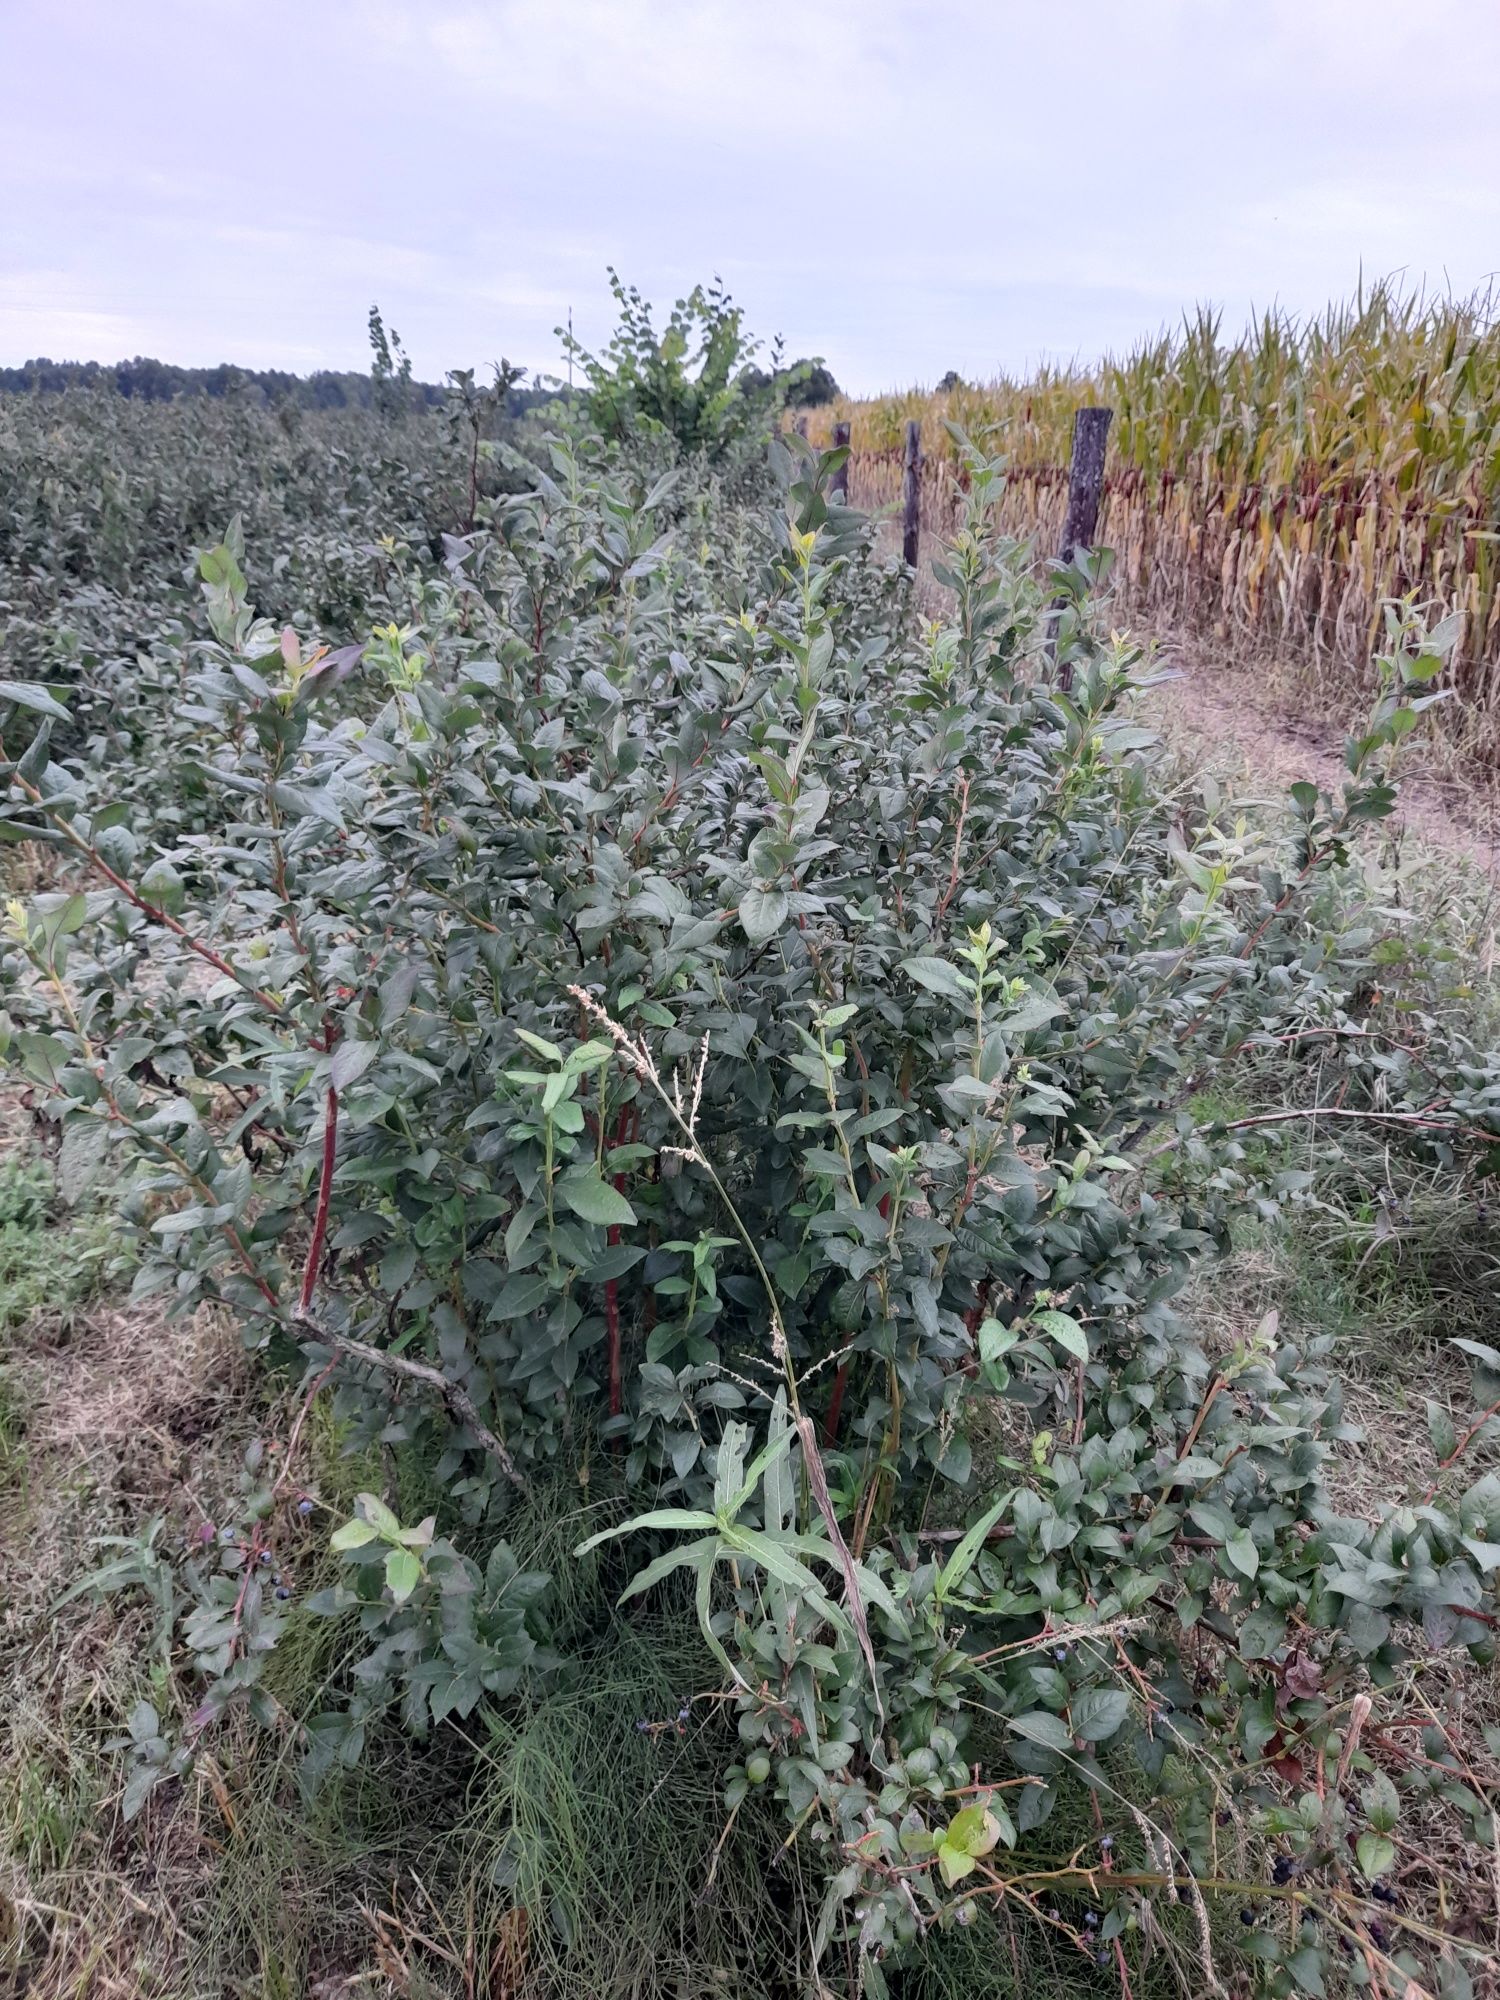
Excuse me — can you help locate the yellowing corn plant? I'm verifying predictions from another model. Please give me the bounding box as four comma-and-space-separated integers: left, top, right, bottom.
805, 281, 1500, 755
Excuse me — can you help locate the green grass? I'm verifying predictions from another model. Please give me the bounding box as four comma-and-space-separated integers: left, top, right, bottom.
0, 1153, 119, 1336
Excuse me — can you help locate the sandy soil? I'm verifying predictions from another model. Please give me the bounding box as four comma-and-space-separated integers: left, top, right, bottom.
1137, 621, 1500, 877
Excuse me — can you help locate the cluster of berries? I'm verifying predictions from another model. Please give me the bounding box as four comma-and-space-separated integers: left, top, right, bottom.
194, 1495, 319, 1602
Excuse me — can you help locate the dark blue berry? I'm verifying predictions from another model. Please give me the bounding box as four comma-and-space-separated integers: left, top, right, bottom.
297, 1498, 314, 1516
1240, 1909, 1255, 1925
1053, 1646, 1068, 1661
275, 1585, 290, 1600
1099, 1835, 1113, 1851
1272, 1856, 1294, 1885
1084, 1911, 1098, 1927
258, 1550, 273, 1566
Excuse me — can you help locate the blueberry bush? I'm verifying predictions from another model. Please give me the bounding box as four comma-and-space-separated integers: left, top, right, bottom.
4, 342, 1499, 1998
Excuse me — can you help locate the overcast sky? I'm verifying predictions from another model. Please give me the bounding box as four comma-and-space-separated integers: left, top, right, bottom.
5, 1, 1498, 395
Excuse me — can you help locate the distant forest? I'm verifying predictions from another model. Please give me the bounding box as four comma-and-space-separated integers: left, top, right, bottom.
0, 354, 578, 416
0, 352, 838, 415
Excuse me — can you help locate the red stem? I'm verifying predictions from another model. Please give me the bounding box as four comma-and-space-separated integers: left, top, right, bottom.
824, 1360, 850, 1445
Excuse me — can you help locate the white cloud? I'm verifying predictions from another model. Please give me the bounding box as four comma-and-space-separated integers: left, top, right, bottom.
0, 274, 158, 366
4, 0, 1499, 389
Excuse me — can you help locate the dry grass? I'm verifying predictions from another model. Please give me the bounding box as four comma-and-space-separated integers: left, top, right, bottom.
0, 1292, 254, 1998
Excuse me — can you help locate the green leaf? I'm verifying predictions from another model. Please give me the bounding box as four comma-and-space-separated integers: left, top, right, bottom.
937, 1487, 1012, 1601
515, 1028, 564, 1063
728, 1404, 797, 1523
999, 982, 1066, 1032
355, 1491, 401, 1539
1426, 1398, 1458, 1465
574, 1509, 716, 1556
0, 679, 70, 722
936, 1838, 977, 1887
935, 1432, 972, 1485
944, 1802, 1006, 1856
270, 780, 345, 831
616, 1538, 718, 1604
738, 884, 789, 943
1224, 1530, 1259, 1578
1361, 1770, 1399, 1834
384, 1547, 421, 1602
558, 1169, 636, 1228
137, 859, 185, 916
1238, 1606, 1286, 1660
978, 1318, 1018, 1366
1032, 1309, 1088, 1362
330, 1040, 378, 1091
57, 1117, 107, 1205
1354, 1831, 1395, 1878
1285, 1945, 1326, 1996
1187, 1501, 1235, 1543
1007, 1711, 1072, 1751
900, 955, 972, 1001
1070, 1687, 1131, 1742
722, 1524, 840, 1608
329, 1518, 379, 1551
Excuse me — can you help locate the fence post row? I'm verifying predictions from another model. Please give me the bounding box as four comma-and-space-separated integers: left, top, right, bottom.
824, 404, 1112, 655
831, 420, 850, 500
902, 419, 922, 568
1052, 404, 1114, 688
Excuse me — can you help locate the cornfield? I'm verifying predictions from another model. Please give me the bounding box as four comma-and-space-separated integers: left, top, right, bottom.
805, 282, 1500, 756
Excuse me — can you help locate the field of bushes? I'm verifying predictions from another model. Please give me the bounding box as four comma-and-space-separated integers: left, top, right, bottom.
805, 283, 1500, 767
2, 285, 1499, 2000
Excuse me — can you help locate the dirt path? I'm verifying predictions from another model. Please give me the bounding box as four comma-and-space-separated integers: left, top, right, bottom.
1138, 621, 1500, 876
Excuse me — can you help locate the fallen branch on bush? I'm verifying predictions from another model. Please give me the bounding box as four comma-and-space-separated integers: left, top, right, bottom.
297, 1317, 528, 1494
1142, 1102, 1500, 1161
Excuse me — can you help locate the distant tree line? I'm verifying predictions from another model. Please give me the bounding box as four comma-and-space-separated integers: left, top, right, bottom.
0, 354, 449, 410
0, 354, 582, 417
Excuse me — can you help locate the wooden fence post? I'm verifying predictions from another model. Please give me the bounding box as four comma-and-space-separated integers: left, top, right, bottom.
1058, 406, 1112, 563
831, 420, 850, 501
902, 419, 921, 567
1051, 405, 1113, 687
